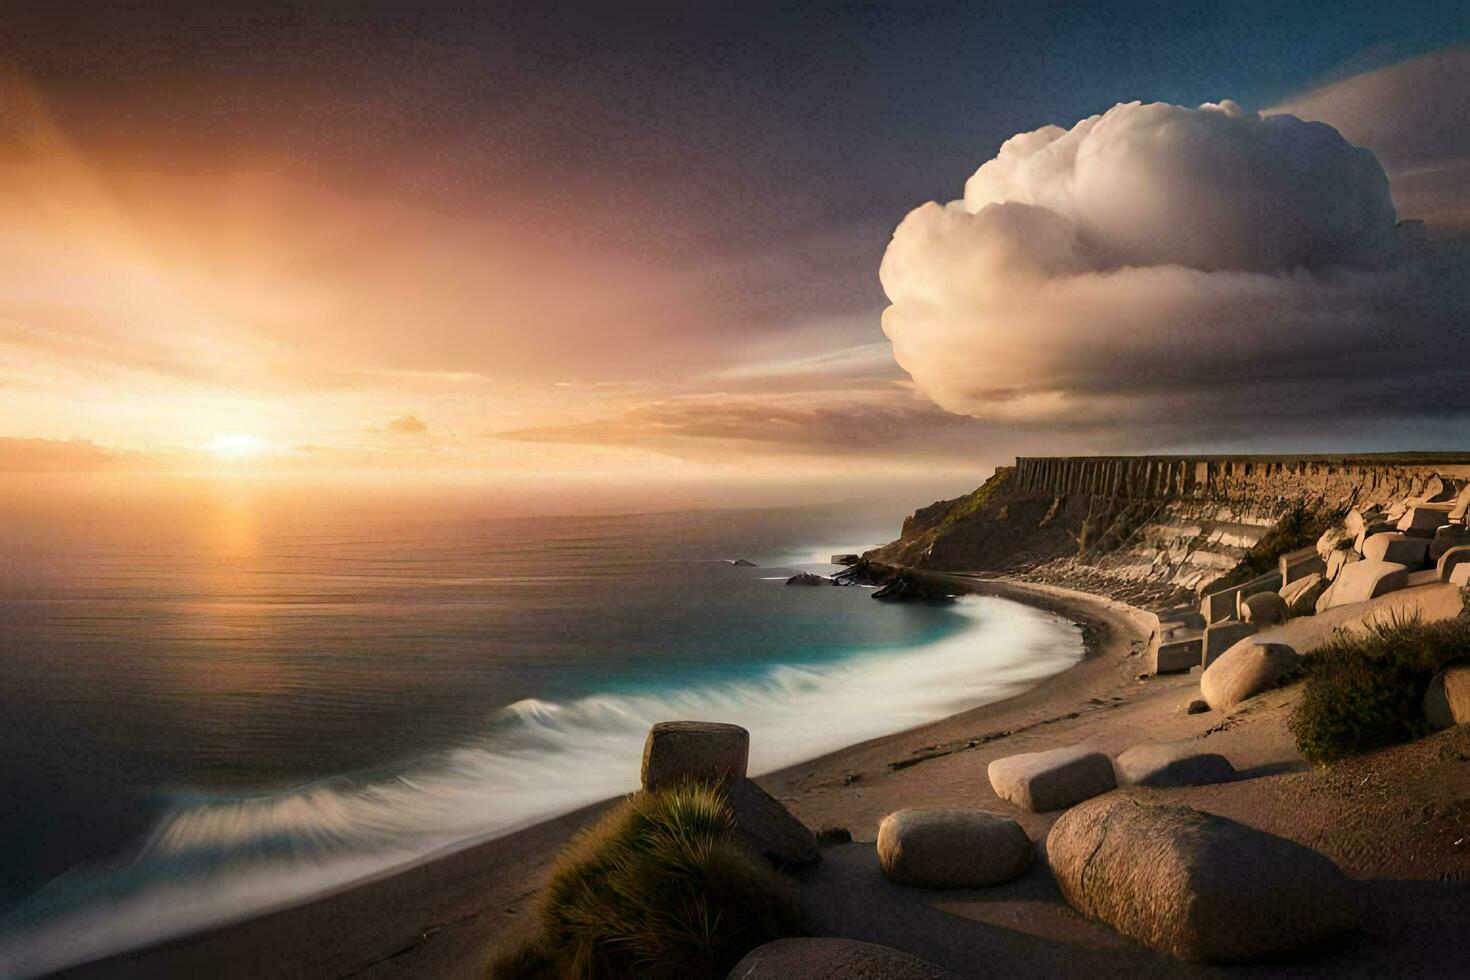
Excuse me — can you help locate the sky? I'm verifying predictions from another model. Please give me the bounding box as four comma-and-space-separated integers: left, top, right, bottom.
1, 2, 1468, 507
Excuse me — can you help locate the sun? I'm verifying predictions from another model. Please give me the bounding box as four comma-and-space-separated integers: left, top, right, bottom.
205, 433, 270, 459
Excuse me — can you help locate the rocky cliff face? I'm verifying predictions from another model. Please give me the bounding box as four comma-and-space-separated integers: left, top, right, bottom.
869, 454, 1470, 608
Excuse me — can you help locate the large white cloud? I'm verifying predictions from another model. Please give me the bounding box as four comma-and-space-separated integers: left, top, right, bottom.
880, 100, 1467, 428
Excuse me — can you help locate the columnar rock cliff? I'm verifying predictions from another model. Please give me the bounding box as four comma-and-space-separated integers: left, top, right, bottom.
869, 454, 1470, 608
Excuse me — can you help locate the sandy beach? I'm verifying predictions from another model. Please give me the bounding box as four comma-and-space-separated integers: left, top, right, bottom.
59, 577, 1470, 979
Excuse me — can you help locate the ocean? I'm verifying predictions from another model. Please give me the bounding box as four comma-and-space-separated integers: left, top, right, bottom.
0, 488, 1084, 974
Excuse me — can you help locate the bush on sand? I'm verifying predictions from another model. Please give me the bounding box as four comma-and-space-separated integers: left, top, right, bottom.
487, 782, 807, 979
1290, 614, 1470, 764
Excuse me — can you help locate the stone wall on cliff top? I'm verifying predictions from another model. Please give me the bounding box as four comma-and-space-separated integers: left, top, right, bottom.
869, 454, 1470, 609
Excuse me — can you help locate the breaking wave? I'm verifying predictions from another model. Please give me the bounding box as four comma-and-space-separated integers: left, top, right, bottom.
0, 595, 1080, 976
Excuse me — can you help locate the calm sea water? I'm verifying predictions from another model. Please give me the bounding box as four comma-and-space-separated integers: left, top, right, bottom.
0, 490, 1082, 974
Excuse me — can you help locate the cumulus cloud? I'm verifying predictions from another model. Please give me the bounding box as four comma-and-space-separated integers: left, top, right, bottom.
1273, 44, 1470, 233
384, 414, 428, 435
880, 99, 1469, 430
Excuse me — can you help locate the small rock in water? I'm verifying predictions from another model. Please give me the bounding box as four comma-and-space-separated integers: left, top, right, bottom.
785, 572, 831, 586
731, 558, 758, 567
871, 571, 954, 601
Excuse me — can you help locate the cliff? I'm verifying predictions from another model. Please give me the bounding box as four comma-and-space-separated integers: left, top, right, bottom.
868, 454, 1470, 608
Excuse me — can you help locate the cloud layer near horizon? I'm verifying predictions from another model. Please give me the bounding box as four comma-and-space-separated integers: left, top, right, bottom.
880, 99, 1470, 430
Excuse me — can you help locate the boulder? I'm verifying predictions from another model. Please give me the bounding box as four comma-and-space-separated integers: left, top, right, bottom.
785, 572, 830, 586
1200, 640, 1299, 711
988, 745, 1116, 813
728, 777, 820, 868
1423, 663, 1470, 729
876, 808, 1032, 887
1203, 620, 1256, 669
730, 938, 963, 980
830, 553, 861, 566
1280, 573, 1326, 617
1239, 592, 1288, 626
1315, 526, 1353, 563
1279, 546, 1325, 586
1354, 521, 1397, 553
1430, 529, 1470, 564
1183, 698, 1210, 715
731, 558, 758, 566
1452, 485, 1470, 523
1152, 635, 1202, 675
1114, 742, 1236, 788
872, 571, 955, 601
1398, 506, 1451, 539
1316, 560, 1409, 612
1325, 548, 1360, 582
1047, 798, 1355, 961
1361, 532, 1430, 568
641, 721, 749, 792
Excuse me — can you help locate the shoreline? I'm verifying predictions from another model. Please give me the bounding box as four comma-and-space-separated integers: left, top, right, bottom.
53, 576, 1136, 979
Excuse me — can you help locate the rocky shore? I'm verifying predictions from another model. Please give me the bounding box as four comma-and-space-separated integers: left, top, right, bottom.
60, 457, 1470, 978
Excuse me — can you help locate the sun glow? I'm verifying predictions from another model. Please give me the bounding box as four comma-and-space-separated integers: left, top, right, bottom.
205, 433, 270, 459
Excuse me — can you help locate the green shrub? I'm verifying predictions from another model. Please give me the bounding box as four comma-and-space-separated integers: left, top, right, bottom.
1290, 615, 1470, 763
488, 783, 807, 979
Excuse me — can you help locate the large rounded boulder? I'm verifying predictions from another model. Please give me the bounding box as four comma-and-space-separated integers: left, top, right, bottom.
1047, 797, 1356, 962
1240, 591, 1288, 626
1200, 641, 1299, 711
730, 938, 961, 979
876, 808, 1032, 888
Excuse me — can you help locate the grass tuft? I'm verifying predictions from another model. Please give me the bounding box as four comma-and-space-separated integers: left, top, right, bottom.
487, 782, 807, 979
1289, 614, 1470, 764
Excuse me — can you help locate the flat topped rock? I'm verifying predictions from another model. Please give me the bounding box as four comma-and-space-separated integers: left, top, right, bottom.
988, 745, 1116, 813
1361, 532, 1430, 568
730, 938, 962, 980
1203, 620, 1256, 668
1200, 640, 1299, 711
1114, 742, 1236, 788
1317, 559, 1409, 612
1436, 544, 1470, 582
1398, 507, 1450, 538
1048, 797, 1356, 962
1429, 528, 1470, 563
641, 721, 750, 792
877, 808, 1032, 888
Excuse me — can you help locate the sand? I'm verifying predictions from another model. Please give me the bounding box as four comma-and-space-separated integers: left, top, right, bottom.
59, 578, 1470, 979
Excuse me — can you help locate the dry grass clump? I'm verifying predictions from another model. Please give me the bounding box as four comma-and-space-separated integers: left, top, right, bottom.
487, 783, 806, 979
1290, 614, 1470, 763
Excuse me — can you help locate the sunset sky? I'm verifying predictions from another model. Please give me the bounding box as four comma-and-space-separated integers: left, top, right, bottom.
2, 3, 1468, 505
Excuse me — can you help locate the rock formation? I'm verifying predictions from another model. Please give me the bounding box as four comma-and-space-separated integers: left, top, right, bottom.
866, 453, 1470, 608
1047, 797, 1356, 962
876, 808, 1032, 887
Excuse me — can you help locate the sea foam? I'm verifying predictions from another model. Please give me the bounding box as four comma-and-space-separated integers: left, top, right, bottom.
0, 595, 1079, 975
